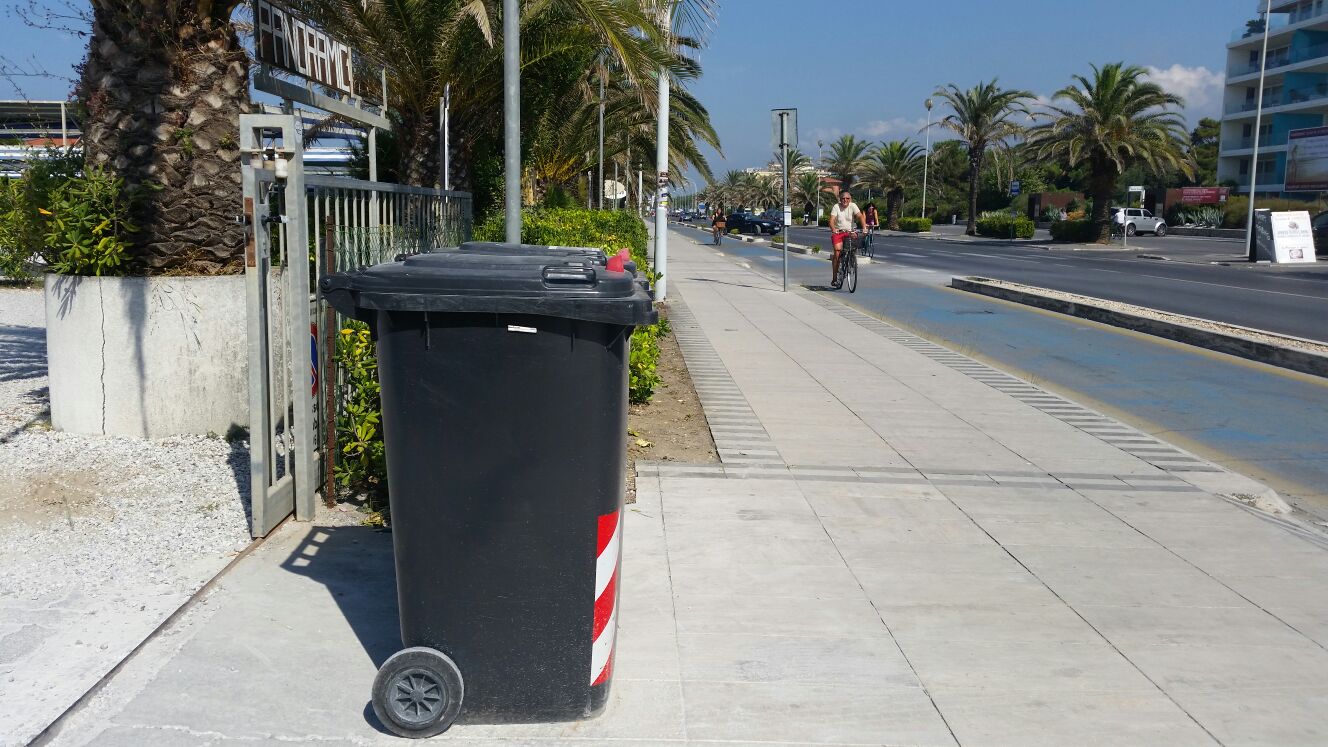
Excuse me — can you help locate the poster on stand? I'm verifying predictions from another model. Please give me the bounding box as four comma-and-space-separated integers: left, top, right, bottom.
1269, 211, 1318, 263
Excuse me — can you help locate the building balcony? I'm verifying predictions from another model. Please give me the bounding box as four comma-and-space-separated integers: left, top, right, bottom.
1231, 13, 1293, 43
1229, 40, 1328, 79
1226, 84, 1328, 115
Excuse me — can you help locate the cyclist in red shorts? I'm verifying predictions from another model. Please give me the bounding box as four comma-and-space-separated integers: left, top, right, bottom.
829, 190, 866, 288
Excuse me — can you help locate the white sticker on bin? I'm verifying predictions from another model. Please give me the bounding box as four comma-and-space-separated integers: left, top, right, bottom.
507, 325, 537, 334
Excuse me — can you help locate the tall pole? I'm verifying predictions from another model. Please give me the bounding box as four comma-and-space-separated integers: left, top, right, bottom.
441, 84, 451, 190
815, 139, 824, 228
780, 112, 790, 292
637, 167, 643, 216
653, 3, 671, 301
1246, 0, 1274, 261
922, 98, 933, 218
598, 59, 606, 210
503, 0, 520, 243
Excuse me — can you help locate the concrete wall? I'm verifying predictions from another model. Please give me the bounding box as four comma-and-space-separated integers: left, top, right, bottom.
45, 274, 249, 438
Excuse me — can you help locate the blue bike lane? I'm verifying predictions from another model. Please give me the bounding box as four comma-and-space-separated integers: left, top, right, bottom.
677, 229, 1328, 512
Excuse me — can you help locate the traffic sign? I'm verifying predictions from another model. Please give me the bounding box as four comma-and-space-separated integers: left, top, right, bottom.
1009, 180, 1021, 196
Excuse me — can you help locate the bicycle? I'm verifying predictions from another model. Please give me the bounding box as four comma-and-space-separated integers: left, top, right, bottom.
861, 224, 877, 259
833, 230, 860, 293
712, 223, 724, 245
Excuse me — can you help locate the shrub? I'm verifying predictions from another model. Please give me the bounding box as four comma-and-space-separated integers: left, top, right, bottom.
42, 167, 140, 276
474, 207, 664, 404
1049, 219, 1098, 242
897, 217, 931, 232
334, 320, 388, 517
1218, 195, 1324, 229
0, 148, 84, 281
975, 213, 1035, 239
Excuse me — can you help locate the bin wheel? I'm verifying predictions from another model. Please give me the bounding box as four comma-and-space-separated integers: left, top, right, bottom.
371, 647, 464, 738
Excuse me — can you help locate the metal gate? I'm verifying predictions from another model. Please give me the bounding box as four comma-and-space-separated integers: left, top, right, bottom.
241, 113, 472, 537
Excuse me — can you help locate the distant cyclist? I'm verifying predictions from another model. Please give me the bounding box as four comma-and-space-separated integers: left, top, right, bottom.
829, 190, 866, 288
711, 209, 726, 245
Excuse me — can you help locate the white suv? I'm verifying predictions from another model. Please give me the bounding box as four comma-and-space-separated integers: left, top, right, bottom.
1111, 207, 1167, 237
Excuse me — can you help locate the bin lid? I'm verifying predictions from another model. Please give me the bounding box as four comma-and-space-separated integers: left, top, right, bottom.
458, 241, 639, 277
321, 251, 656, 326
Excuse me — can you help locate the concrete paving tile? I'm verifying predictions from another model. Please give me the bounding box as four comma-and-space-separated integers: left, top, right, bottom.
681, 680, 955, 746
667, 560, 864, 601
660, 493, 816, 520
1122, 517, 1311, 552
823, 517, 996, 559
672, 593, 889, 639
928, 688, 1216, 747
1166, 687, 1328, 746
1120, 642, 1328, 693
454, 679, 685, 741
839, 544, 1026, 575
1172, 546, 1328, 580
947, 496, 1112, 522
981, 519, 1158, 550
611, 618, 680, 682
902, 640, 1155, 693
1037, 567, 1250, 609
855, 569, 1061, 609
804, 493, 970, 522
880, 602, 1101, 645
677, 632, 919, 687
1009, 545, 1197, 577
1074, 605, 1312, 648
665, 530, 844, 568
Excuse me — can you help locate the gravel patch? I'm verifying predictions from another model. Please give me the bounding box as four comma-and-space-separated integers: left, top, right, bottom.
0, 286, 252, 602
972, 277, 1328, 356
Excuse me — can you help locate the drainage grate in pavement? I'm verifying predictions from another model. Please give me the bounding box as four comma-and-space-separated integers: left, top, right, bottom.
665, 299, 785, 466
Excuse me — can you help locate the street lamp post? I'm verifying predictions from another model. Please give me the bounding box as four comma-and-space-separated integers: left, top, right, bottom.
1246, 0, 1274, 261
815, 139, 824, 228
503, 0, 520, 243
652, 3, 671, 301
922, 98, 933, 218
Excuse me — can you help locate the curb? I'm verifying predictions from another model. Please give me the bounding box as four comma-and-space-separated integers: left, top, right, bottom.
950, 276, 1328, 380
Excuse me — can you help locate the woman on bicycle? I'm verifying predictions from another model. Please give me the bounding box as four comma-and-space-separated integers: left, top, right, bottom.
864, 203, 879, 234
711, 209, 726, 245
829, 190, 866, 288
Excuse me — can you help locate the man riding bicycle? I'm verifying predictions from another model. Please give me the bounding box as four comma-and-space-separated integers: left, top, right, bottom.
829, 190, 867, 288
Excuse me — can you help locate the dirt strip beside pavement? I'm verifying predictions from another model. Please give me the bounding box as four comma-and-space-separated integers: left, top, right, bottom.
951, 275, 1328, 379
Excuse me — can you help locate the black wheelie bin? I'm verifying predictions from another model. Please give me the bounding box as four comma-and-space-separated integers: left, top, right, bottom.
321, 251, 656, 738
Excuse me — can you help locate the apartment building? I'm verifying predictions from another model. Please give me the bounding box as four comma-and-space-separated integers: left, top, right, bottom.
1219, 0, 1328, 195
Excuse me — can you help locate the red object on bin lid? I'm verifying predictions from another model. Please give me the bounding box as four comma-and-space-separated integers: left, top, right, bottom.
606, 249, 629, 273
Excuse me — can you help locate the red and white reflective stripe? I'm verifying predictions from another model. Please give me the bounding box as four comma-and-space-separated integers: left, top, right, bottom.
590, 509, 621, 686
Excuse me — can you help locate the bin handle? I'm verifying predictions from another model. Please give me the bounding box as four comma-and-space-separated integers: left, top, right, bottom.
542, 266, 596, 286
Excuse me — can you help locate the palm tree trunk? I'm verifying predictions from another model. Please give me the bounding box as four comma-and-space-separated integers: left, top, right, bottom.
1089, 162, 1117, 243
79, 0, 250, 274
965, 147, 984, 236
887, 188, 902, 230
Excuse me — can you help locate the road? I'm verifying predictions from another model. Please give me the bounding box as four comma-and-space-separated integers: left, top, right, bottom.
669, 227, 1328, 514
683, 221, 1328, 344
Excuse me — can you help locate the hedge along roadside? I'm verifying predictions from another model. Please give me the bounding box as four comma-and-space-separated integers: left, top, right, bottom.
473, 208, 666, 405
975, 213, 1035, 239
896, 217, 931, 233
1049, 219, 1097, 242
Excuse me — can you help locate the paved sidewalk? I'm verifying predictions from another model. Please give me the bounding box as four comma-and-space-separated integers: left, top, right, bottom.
46, 230, 1328, 745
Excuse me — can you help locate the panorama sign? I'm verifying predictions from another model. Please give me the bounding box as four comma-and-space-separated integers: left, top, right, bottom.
255, 0, 355, 97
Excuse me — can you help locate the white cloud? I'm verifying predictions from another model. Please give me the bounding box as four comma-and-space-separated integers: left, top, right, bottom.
1144, 64, 1225, 120
860, 116, 930, 139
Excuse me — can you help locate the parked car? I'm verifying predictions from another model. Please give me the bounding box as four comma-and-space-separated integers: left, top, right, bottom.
1310, 210, 1328, 256
726, 211, 782, 235
1110, 207, 1167, 236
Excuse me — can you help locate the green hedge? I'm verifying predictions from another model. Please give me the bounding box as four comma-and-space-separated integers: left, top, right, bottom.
474, 208, 663, 404
896, 217, 931, 233
975, 214, 1035, 239
1049, 219, 1098, 242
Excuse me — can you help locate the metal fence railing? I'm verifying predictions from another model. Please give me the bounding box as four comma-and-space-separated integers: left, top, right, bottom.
311, 177, 473, 504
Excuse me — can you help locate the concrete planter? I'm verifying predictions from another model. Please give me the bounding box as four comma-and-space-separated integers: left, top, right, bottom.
45, 274, 248, 438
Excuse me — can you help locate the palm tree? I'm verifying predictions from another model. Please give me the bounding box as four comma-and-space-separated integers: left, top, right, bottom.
1025, 63, 1194, 242
861, 140, 925, 230
931, 79, 1033, 235
77, 1, 251, 273
773, 147, 811, 174
792, 171, 826, 221
824, 135, 871, 190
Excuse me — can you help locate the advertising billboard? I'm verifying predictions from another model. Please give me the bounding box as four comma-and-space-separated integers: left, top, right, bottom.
1285, 126, 1328, 191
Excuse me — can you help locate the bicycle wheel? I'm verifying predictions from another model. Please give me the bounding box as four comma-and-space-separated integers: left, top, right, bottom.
862, 232, 874, 259
845, 251, 858, 293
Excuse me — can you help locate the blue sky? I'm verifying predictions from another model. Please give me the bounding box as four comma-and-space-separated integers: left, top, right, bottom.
3, 1, 1254, 187
682, 0, 1251, 187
